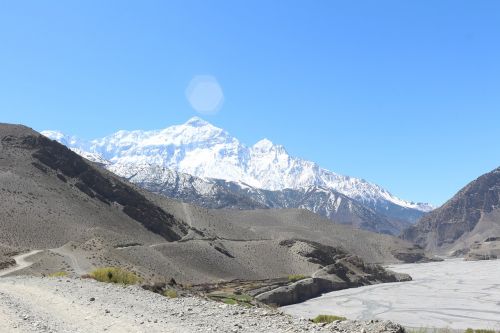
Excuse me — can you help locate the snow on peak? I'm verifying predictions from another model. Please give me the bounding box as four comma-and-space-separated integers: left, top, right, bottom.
184, 116, 211, 127
41, 130, 65, 141
41, 130, 85, 149
252, 138, 274, 151
42, 118, 433, 212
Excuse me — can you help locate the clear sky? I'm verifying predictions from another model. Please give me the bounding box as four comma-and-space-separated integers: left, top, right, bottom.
1, 1, 499, 206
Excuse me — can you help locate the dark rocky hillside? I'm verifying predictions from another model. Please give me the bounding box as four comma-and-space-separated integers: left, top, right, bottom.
4, 130, 188, 241
0, 123, 189, 252
402, 167, 500, 253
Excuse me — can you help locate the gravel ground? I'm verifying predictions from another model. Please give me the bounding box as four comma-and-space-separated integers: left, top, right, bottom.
0, 276, 405, 333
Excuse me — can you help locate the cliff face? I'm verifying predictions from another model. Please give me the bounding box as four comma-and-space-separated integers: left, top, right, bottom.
402, 167, 500, 252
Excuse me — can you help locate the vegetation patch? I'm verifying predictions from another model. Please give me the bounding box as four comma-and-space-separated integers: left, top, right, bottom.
163, 289, 178, 298
311, 314, 347, 324
48, 271, 68, 278
222, 298, 238, 305
288, 274, 308, 283
208, 292, 254, 307
465, 329, 497, 333
90, 267, 141, 285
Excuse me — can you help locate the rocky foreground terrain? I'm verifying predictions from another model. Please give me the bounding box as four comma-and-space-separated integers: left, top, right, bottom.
0, 276, 406, 333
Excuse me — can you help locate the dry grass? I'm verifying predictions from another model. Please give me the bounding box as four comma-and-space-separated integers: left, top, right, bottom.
90, 267, 140, 285
311, 314, 347, 324
163, 289, 178, 298
288, 274, 308, 283
465, 329, 497, 333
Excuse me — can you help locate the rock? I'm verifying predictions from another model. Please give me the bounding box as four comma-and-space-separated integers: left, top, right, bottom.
255, 243, 412, 306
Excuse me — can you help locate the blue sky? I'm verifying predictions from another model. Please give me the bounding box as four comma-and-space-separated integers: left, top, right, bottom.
1, 1, 499, 206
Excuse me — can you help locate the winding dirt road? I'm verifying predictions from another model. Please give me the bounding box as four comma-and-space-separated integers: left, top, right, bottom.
0, 250, 42, 277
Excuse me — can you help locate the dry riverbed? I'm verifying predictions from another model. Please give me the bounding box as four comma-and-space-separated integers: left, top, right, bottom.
283, 259, 500, 330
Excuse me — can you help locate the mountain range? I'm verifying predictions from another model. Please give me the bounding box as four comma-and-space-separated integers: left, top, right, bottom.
42, 117, 433, 235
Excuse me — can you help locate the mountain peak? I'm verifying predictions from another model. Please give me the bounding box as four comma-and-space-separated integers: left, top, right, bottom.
184, 116, 211, 127
41, 130, 65, 140
253, 138, 274, 150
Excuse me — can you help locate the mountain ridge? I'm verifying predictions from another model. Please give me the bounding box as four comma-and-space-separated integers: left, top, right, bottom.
106, 161, 405, 234
41, 117, 432, 217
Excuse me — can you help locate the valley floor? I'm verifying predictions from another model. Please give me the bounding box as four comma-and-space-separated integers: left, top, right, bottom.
282, 259, 500, 330
0, 276, 404, 333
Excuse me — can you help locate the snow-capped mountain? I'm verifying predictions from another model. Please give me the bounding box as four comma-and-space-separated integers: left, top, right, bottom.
41, 117, 432, 224
102, 162, 404, 234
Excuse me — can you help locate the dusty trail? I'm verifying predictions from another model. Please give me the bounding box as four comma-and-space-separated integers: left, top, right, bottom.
0, 245, 89, 278
0, 250, 42, 277
49, 245, 88, 276
0, 278, 179, 332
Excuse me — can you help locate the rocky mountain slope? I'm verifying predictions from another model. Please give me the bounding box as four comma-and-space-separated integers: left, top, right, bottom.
0, 124, 189, 251
402, 166, 500, 255
1, 123, 428, 291
42, 117, 432, 213
108, 162, 404, 234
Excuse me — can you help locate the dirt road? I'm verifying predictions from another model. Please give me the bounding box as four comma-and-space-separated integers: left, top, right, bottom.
0, 251, 42, 277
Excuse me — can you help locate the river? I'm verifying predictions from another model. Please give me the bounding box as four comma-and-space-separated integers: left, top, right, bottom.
282, 259, 500, 330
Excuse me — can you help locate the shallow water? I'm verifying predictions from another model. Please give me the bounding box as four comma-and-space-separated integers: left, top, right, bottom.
282, 259, 500, 330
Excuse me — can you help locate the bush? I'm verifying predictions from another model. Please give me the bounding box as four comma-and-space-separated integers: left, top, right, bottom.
465, 329, 496, 333
288, 274, 308, 283
90, 267, 140, 285
48, 271, 68, 278
208, 292, 254, 306
163, 289, 178, 298
222, 298, 238, 305
311, 314, 347, 324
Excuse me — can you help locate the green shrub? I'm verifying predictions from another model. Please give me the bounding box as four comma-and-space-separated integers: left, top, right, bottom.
465, 329, 496, 333
163, 289, 178, 298
288, 274, 308, 282
208, 292, 254, 306
311, 314, 347, 324
48, 271, 68, 278
90, 267, 140, 285
222, 298, 238, 305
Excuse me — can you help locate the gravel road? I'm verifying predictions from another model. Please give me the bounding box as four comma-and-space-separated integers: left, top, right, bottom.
0, 276, 405, 333
0, 251, 42, 277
